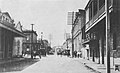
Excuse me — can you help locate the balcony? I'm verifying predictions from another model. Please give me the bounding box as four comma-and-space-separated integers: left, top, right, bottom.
85, 0, 113, 32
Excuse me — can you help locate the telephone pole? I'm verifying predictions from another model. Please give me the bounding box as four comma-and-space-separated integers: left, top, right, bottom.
41, 32, 43, 48
71, 11, 74, 58
31, 24, 34, 59
105, 0, 111, 73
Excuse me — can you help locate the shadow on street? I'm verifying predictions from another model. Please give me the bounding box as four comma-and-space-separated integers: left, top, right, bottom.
0, 58, 40, 72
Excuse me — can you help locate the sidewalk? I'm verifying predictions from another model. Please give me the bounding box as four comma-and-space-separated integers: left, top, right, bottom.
0, 55, 36, 65
75, 58, 120, 73
0, 54, 34, 65
0, 57, 25, 65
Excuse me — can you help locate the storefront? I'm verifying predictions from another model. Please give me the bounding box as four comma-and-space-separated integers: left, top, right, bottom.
0, 25, 24, 59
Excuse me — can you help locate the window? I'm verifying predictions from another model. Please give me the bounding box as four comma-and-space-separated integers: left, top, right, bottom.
6, 18, 9, 22
99, 0, 105, 9
89, 2, 93, 20
93, 0, 98, 16
27, 36, 29, 40
86, 8, 89, 23
108, 0, 112, 7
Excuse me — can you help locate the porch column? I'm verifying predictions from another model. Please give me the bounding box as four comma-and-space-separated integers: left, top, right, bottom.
102, 36, 104, 64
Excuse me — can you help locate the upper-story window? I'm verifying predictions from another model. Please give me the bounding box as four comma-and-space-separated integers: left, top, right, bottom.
6, 18, 9, 22
86, 8, 89, 23
89, 2, 93, 20
99, 0, 105, 9
93, 0, 98, 16
27, 36, 30, 41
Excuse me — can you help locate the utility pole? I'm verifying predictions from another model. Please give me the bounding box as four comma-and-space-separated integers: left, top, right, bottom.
31, 24, 34, 59
67, 39, 68, 49
41, 32, 43, 40
71, 11, 74, 58
66, 33, 70, 50
105, 0, 111, 73
41, 32, 43, 48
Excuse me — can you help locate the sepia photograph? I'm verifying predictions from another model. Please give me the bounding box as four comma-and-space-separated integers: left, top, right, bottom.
0, 0, 120, 73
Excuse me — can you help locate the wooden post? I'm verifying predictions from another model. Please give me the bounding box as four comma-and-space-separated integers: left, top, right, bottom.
31, 24, 34, 59
72, 12, 74, 58
105, 0, 111, 73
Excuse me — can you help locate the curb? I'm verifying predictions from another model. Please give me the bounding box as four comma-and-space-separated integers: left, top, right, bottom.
79, 61, 101, 73
84, 64, 101, 73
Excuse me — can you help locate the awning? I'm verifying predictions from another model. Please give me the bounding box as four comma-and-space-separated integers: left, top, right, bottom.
0, 22, 25, 37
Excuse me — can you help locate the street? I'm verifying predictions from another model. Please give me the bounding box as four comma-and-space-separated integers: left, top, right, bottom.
4, 55, 98, 73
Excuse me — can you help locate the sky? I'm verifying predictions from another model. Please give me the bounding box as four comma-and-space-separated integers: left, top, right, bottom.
0, 0, 89, 47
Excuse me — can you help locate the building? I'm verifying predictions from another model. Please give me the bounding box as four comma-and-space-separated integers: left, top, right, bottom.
72, 9, 85, 56
0, 12, 24, 60
13, 21, 24, 57
42, 40, 49, 55
62, 38, 72, 56
83, 0, 120, 65
22, 30, 39, 56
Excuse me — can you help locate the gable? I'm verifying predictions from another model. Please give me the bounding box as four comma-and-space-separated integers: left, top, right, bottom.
15, 21, 22, 32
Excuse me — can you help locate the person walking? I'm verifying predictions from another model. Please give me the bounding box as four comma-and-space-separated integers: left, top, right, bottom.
74, 51, 77, 58
77, 51, 81, 58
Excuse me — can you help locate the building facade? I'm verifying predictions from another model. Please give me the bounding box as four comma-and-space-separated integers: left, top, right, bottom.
13, 22, 24, 57
62, 38, 72, 56
72, 9, 85, 54
84, 0, 120, 65
0, 12, 24, 60
22, 30, 38, 55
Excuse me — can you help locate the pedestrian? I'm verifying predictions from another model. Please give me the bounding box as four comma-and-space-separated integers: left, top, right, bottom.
77, 51, 81, 58
74, 51, 77, 58
39, 51, 41, 59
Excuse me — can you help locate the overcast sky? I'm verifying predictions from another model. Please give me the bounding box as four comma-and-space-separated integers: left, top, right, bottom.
0, 0, 89, 47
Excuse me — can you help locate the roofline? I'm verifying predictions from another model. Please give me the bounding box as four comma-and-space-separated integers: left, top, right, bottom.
2, 12, 12, 19
23, 30, 38, 36
84, 0, 92, 10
